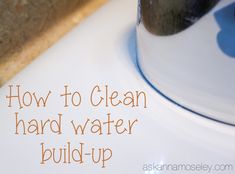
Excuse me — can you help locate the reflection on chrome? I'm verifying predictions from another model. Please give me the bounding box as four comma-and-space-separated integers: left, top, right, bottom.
136, 0, 235, 126
139, 0, 219, 35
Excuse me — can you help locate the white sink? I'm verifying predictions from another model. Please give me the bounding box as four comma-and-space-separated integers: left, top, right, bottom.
0, 0, 234, 173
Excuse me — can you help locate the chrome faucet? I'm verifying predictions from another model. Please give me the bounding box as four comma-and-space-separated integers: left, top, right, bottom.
136, 0, 235, 126
138, 0, 219, 36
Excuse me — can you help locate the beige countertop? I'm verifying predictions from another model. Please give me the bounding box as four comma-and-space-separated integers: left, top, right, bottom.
0, 0, 106, 86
